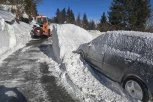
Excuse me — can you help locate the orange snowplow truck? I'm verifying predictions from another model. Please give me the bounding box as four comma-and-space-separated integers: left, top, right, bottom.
31, 16, 51, 38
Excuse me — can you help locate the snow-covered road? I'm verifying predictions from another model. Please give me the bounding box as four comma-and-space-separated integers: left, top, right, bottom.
0, 38, 77, 102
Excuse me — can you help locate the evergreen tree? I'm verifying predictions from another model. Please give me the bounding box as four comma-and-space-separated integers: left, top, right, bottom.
101, 12, 107, 23
108, 0, 125, 30
70, 10, 75, 23
66, 7, 71, 23
55, 8, 63, 23
98, 12, 109, 32
109, 0, 151, 31
25, 0, 33, 16
82, 13, 89, 29
62, 8, 66, 23
125, 0, 151, 30
76, 14, 82, 26
55, 8, 60, 23
89, 20, 96, 30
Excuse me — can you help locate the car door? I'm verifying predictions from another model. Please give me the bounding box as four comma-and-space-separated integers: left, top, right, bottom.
87, 35, 106, 69
102, 34, 137, 81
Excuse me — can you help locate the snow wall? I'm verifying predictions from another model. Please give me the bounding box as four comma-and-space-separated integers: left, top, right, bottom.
52, 24, 131, 102
0, 10, 31, 56
0, 16, 16, 55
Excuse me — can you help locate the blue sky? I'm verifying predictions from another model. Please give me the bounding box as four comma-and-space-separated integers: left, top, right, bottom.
37, 0, 153, 21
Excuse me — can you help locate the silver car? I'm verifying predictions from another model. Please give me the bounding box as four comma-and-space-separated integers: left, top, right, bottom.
77, 32, 153, 102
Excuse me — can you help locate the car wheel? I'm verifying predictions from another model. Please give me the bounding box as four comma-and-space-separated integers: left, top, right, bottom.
123, 78, 149, 102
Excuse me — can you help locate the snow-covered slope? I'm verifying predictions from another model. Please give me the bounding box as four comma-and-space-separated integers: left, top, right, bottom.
0, 10, 31, 59
51, 24, 131, 102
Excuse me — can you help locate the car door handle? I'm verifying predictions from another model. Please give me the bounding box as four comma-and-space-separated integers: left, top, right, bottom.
125, 59, 132, 63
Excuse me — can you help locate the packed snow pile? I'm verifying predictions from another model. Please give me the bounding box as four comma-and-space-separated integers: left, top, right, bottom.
51, 24, 131, 102
0, 10, 31, 57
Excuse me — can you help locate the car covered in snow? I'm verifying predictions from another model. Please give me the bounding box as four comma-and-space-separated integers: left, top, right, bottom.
77, 31, 153, 102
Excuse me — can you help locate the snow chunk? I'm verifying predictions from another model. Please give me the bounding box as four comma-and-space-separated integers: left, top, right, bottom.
0, 10, 15, 22
22, 12, 29, 19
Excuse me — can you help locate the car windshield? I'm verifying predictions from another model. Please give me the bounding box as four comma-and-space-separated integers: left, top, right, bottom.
36, 17, 47, 24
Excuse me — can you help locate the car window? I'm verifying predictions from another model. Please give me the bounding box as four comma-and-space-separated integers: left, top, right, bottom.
105, 33, 115, 48
107, 34, 135, 52
143, 38, 153, 60
89, 34, 108, 53
42, 18, 47, 23
132, 37, 145, 56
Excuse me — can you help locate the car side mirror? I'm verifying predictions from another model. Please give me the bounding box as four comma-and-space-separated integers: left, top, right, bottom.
87, 42, 92, 47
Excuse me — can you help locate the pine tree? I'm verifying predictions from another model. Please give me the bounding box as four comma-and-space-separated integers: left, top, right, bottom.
125, 0, 151, 30
98, 12, 110, 32
55, 8, 60, 23
62, 8, 66, 23
76, 14, 82, 26
55, 8, 63, 23
101, 12, 107, 23
70, 10, 75, 23
109, 0, 151, 31
146, 10, 153, 32
66, 7, 71, 23
89, 20, 96, 30
82, 13, 89, 29
108, 0, 125, 30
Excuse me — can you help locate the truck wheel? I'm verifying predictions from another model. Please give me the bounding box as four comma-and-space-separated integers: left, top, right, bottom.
34, 27, 43, 36
48, 29, 51, 37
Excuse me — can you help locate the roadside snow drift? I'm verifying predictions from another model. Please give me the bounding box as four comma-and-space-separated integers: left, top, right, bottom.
52, 24, 131, 102
0, 10, 31, 57
0, 15, 16, 55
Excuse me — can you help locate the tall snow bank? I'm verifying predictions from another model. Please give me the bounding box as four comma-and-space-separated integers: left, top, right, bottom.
0, 10, 31, 56
0, 18, 10, 54
52, 24, 131, 102
0, 17, 16, 55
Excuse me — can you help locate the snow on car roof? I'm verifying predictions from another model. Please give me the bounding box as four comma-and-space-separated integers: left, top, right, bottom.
106, 31, 153, 39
